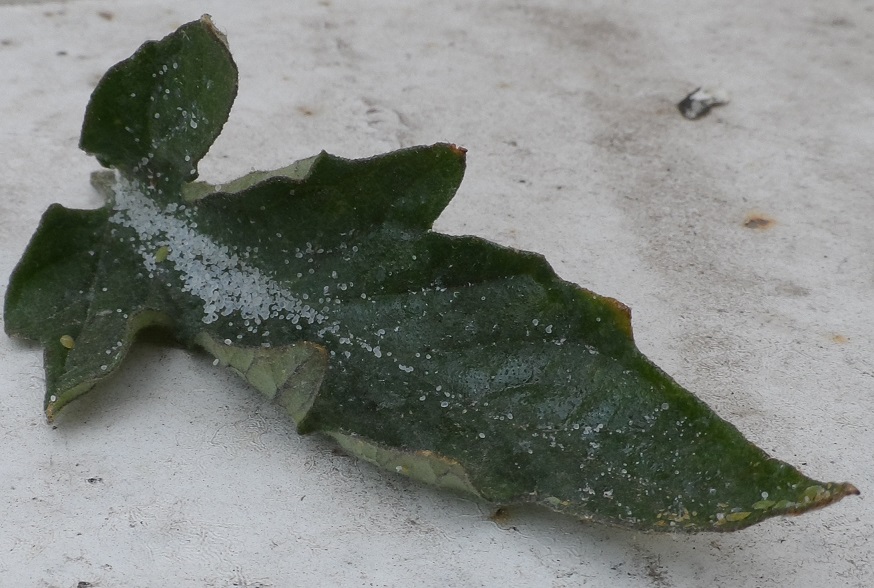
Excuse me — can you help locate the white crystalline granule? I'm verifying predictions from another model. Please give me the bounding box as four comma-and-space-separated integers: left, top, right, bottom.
109, 175, 328, 327
108, 175, 437, 389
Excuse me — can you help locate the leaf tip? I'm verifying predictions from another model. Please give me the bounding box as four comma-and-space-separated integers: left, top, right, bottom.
198, 13, 228, 49
842, 482, 861, 497
447, 143, 467, 157
783, 481, 860, 517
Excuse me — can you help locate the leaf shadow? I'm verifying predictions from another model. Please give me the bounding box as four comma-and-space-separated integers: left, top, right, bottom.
48, 326, 187, 431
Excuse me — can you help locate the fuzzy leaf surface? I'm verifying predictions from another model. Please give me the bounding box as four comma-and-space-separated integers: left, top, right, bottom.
4, 17, 857, 532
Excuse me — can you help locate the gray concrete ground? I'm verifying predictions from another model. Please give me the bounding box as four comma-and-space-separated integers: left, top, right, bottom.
1, 1, 871, 586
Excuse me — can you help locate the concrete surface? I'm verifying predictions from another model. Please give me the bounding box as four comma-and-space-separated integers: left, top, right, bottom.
1, 1, 871, 586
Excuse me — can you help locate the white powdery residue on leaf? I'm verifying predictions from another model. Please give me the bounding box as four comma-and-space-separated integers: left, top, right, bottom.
108, 177, 432, 389
109, 175, 328, 327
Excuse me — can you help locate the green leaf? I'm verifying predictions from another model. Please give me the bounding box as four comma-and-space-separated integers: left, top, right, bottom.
79, 14, 237, 184
4, 17, 858, 532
